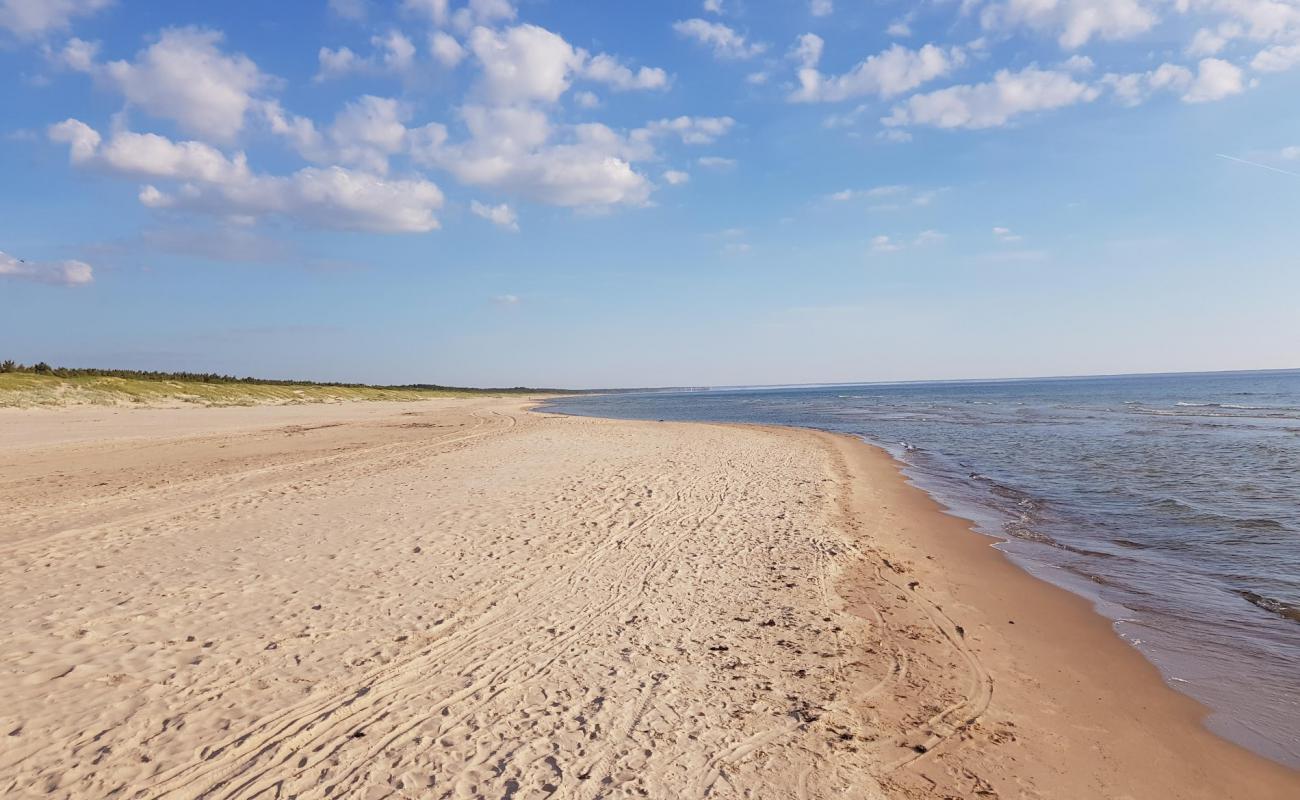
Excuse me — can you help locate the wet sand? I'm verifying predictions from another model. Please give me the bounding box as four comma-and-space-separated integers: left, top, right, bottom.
0, 398, 1296, 798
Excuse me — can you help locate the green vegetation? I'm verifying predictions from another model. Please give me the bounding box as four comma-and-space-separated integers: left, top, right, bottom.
0, 361, 571, 408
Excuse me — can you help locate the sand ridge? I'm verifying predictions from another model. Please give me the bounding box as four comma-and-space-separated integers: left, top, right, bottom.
2, 398, 1297, 798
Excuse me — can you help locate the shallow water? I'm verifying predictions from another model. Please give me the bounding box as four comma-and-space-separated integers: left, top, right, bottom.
543, 369, 1300, 767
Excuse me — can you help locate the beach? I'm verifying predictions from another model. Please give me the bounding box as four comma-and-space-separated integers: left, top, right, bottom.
1, 397, 1296, 799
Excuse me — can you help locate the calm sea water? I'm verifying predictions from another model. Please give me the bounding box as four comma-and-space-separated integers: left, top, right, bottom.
543, 370, 1300, 767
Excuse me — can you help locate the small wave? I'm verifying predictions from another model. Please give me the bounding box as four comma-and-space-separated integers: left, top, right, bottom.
1148, 498, 1289, 531
1113, 538, 1152, 550
1237, 591, 1300, 624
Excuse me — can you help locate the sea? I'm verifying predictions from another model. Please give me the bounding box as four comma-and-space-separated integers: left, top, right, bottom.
542, 369, 1300, 768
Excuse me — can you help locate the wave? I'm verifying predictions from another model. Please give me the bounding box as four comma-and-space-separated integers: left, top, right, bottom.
1148, 498, 1288, 531
1237, 591, 1300, 624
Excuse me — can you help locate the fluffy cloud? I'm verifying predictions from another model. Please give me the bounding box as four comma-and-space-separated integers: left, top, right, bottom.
0, 250, 93, 285
1178, 0, 1300, 43
673, 18, 767, 59
403, 0, 515, 30
83, 27, 269, 143
697, 155, 737, 169
261, 96, 419, 174
411, 110, 733, 208
642, 116, 735, 144
0, 0, 110, 38
884, 66, 1100, 129
470, 200, 519, 231
1252, 41, 1300, 71
1103, 57, 1247, 104
810, 0, 833, 17
317, 31, 417, 80
412, 107, 651, 207
1101, 63, 1195, 105
870, 234, 903, 253
583, 54, 670, 91
662, 169, 690, 185
50, 119, 444, 233
981, 0, 1159, 49
791, 37, 965, 102
832, 185, 945, 208
430, 31, 466, 67
1183, 57, 1246, 101
468, 24, 582, 103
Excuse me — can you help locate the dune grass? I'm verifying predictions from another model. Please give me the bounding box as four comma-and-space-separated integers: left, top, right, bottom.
0, 373, 516, 409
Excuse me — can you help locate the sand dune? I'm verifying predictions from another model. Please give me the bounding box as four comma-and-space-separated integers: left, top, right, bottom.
1, 399, 1296, 798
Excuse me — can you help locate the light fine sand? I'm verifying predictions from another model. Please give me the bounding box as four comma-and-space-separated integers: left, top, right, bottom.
2, 398, 1297, 799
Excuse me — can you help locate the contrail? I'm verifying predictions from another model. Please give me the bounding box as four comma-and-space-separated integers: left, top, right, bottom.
1215, 153, 1300, 179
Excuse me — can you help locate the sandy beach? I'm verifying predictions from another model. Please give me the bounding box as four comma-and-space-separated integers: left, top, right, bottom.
2, 398, 1297, 799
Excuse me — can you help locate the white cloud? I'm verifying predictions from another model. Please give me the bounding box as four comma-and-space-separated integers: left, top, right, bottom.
412, 107, 653, 208
573, 90, 600, 108
663, 169, 690, 185
96, 27, 268, 143
317, 30, 417, 79
673, 18, 767, 60
0, 250, 93, 285
317, 45, 364, 80
583, 53, 670, 91
1252, 42, 1300, 72
492, 293, 521, 305
1178, 0, 1300, 44
981, 0, 1159, 49
993, 225, 1023, 242
870, 234, 903, 253
430, 31, 466, 67
1282, 145, 1300, 159
697, 155, 737, 169
791, 39, 965, 102
1061, 54, 1095, 72
642, 116, 735, 144
1101, 62, 1194, 105
810, 0, 833, 17
52, 36, 99, 71
887, 21, 913, 37
829, 185, 943, 208
471, 200, 520, 231
262, 95, 417, 174
326, 95, 412, 173
51, 119, 444, 233
1186, 23, 1243, 56
414, 112, 735, 208
703, 0, 723, 12
1104, 58, 1246, 105
403, 0, 516, 31
0, 0, 110, 38
884, 66, 1100, 129
1183, 57, 1246, 102
914, 229, 947, 245
469, 23, 586, 103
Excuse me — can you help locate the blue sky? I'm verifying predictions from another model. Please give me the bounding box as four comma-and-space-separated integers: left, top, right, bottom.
1, 0, 1298, 388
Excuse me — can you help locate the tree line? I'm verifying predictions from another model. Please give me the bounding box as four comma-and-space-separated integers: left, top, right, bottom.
0, 360, 575, 393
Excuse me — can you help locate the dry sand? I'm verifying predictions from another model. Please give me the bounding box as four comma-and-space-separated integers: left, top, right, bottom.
1, 398, 1296, 799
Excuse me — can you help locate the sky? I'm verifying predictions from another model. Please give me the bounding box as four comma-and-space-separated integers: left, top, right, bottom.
1, 0, 1298, 388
